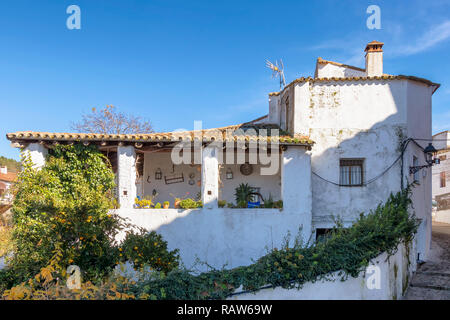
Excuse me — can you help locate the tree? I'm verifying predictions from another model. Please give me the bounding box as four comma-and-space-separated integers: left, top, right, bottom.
0, 156, 21, 172
9, 145, 122, 283
71, 105, 153, 134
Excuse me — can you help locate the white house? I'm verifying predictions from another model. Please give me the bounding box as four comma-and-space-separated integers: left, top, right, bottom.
432, 130, 450, 223
0, 166, 16, 204
6, 41, 440, 269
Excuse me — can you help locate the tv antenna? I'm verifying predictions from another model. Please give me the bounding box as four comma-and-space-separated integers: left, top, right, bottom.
266, 59, 286, 90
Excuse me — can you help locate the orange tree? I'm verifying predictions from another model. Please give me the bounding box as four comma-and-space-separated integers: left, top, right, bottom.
6, 144, 123, 285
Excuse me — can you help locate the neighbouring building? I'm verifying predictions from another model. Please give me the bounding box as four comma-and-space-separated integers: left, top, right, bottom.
432, 130, 450, 223
0, 166, 17, 203
5, 41, 440, 269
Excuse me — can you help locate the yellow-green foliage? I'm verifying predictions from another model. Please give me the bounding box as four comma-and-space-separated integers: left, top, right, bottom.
1, 247, 137, 300
0, 226, 13, 257
9, 144, 124, 283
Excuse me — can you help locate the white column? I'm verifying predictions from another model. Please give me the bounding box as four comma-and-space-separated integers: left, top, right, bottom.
23, 143, 47, 169
201, 145, 219, 209
281, 146, 312, 243
117, 146, 136, 209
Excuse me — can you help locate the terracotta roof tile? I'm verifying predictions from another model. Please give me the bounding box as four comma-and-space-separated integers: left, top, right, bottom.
268, 75, 440, 96
6, 123, 314, 146
0, 172, 17, 183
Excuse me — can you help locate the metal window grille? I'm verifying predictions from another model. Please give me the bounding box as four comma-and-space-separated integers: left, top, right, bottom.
339, 159, 364, 186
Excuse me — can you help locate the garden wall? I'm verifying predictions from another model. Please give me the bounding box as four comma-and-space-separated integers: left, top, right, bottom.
115, 208, 309, 271
227, 241, 417, 300
434, 209, 450, 224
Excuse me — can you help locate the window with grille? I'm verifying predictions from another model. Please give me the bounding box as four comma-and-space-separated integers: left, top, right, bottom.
339, 159, 364, 186
441, 171, 446, 188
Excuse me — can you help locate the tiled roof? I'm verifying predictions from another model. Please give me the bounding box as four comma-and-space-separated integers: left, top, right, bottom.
0, 172, 17, 183
6, 123, 314, 146
268, 75, 440, 96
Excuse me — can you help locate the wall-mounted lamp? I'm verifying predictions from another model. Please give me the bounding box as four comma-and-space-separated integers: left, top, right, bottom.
226, 167, 233, 179
155, 168, 162, 180
409, 143, 440, 175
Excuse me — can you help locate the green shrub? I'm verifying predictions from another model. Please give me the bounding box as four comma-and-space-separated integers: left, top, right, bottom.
120, 229, 180, 273
132, 188, 418, 299
178, 198, 202, 209
154, 203, 162, 209
8, 144, 124, 284
218, 200, 227, 208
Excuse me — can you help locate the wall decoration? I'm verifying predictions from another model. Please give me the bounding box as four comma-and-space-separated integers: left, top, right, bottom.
164, 173, 184, 185
189, 172, 195, 179
188, 179, 195, 185
155, 168, 162, 180
240, 163, 253, 176
226, 167, 233, 179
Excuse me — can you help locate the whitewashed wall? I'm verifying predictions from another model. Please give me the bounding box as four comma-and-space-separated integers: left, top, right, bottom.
115, 208, 309, 271
267, 78, 433, 259
142, 151, 282, 206
434, 209, 450, 224
432, 150, 450, 198
143, 151, 201, 205
219, 163, 281, 204
228, 241, 416, 300
315, 62, 366, 78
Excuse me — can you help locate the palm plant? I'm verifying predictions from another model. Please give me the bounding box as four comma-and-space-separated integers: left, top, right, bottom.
234, 183, 256, 207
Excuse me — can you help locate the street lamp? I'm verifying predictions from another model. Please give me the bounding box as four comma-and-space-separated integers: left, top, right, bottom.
409, 143, 440, 175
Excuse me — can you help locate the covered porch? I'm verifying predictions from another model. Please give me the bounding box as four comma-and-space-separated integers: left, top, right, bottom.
7, 127, 315, 268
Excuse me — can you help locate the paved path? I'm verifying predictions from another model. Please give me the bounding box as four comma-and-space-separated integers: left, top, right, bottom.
403, 222, 450, 299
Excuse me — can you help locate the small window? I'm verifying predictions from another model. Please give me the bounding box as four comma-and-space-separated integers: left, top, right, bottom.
441, 171, 446, 188
316, 228, 332, 242
339, 159, 364, 186
413, 156, 420, 183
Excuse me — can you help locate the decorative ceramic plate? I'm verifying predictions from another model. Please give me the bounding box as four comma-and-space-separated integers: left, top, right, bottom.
240, 163, 253, 176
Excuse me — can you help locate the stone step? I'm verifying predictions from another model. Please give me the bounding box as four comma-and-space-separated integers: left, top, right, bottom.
403, 286, 450, 300
410, 272, 450, 291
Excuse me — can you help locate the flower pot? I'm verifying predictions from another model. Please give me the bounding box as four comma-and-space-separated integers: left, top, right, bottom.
174, 200, 181, 209
163, 203, 169, 209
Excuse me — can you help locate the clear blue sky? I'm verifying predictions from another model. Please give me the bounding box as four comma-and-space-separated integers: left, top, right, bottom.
1, 0, 449, 160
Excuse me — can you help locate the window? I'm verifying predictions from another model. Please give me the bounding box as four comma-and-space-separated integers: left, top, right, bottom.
339, 159, 364, 186
441, 171, 446, 188
413, 156, 419, 182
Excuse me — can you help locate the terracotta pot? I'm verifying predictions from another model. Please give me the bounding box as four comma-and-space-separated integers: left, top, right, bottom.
163, 203, 169, 209
174, 200, 181, 209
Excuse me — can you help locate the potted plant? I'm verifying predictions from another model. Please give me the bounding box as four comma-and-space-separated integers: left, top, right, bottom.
170, 192, 190, 209
163, 201, 170, 209
234, 183, 256, 208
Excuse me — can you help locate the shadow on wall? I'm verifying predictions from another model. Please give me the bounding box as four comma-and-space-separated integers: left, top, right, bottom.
307, 80, 431, 259
121, 81, 432, 269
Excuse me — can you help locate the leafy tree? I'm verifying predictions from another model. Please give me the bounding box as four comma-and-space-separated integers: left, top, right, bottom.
0, 156, 21, 172
9, 144, 123, 283
71, 105, 153, 134
1, 144, 180, 292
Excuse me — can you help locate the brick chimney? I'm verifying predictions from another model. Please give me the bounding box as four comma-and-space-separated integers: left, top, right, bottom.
0, 166, 7, 174
365, 41, 384, 77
